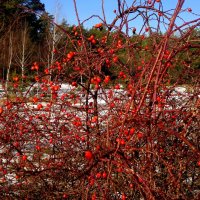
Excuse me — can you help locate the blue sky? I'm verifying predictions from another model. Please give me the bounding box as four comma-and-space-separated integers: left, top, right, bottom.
40, 0, 200, 31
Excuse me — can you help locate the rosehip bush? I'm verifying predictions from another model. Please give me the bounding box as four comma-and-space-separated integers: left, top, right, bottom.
0, 0, 199, 199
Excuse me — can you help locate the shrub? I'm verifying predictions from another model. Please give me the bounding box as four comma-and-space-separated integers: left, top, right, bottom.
0, 0, 199, 199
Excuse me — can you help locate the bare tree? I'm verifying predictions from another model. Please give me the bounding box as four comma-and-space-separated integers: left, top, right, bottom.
5, 32, 13, 93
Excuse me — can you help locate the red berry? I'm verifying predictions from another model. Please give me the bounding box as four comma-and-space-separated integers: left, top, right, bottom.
104, 76, 110, 84
71, 82, 77, 87
110, 102, 115, 108
115, 84, 120, 89
91, 116, 98, 123
102, 172, 107, 178
159, 148, 164, 153
96, 76, 101, 83
0, 107, 3, 114
113, 56, 119, 63
138, 177, 143, 183
88, 35, 94, 41
35, 145, 41, 151
96, 145, 100, 151
122, 193, 126, 200
96, 172, 101, 179
85, 150, 93, 160
124, 130, 129, 135
89, 178, 95, 186
137, 132, 144, 139
49, 138, 53, 144
94, 23, 103, 28
33, 97, 38, 103
91, 193, 96, 200
120, 139, 125, 145
22, 155, 27, 161
91, 39, 97, 44
37, 104, 43, 110
16, 175, 20, 179
67, 51, 75, 59
13, 142, 19, 147
34, 63, 39, 70
117, 168, 122, 173
13, 76, 19, 82
44, 68, 49, 74
130, 128, 135, 135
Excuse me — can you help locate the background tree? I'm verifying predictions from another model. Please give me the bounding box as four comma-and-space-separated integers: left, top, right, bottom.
0, 0, 46, 83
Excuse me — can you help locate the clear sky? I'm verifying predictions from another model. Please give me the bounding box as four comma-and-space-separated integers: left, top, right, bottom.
40, 0, 200, 30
